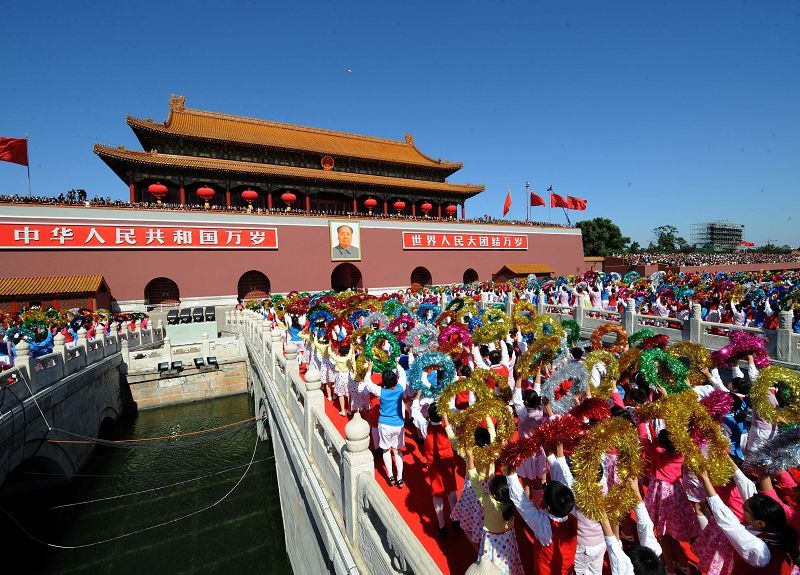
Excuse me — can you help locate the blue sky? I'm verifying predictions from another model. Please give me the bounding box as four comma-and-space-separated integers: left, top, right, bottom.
1, 1, 798, 246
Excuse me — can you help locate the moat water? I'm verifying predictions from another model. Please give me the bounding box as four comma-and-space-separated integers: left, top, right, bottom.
0, 394, 290, 574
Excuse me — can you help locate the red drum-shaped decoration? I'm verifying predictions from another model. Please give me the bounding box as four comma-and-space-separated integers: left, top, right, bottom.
421, 202, 433, 216
241, 189, 258, 212
364, 197, 378, 213
393, 200, 406, 212
446, 204, 458, 217
197, 185, 215, 208
280, 191, 297, 211
148, 182, 168, 204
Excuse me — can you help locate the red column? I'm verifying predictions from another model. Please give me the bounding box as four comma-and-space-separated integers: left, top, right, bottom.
305, 194, 311, 211
129, 180, 136, 203
225, 189, 232, 207
267, 192, 273, 210
437, 203, 442, 219
179, 185, 186, 205
383, 199, 388, 214
352, 197, 358, 213
461, 203, 466, 219
412, 203, 416, 217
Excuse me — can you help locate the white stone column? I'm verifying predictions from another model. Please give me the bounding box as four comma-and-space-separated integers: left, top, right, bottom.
157, 319, 164, 340
135, 319, 142, 332
95, 326, 107, 356
77, 327, 89, 359
623, 298, 637, 334
262, 319, 271, 358
342, 413, 374, 543
120, 337, 130, 366
573, 295, 585, 329
14, 339, 32, 385
537, 297, 545, 315
53, 332, 66, 364
776, 311, 793, 362
271, 328, 282, 379
303, 366, 323, 447
202, 332, 210, 359
284, 343, 298, 404
689, 303, 703, 344
162, 336, 172, 363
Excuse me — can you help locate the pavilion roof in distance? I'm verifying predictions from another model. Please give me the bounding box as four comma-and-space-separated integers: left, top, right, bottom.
128, 95, 465, 173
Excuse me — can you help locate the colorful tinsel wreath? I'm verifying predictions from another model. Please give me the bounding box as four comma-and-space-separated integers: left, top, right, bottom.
457, 397, 516, 470
584, 350, 620, 399
590, 323, 628, 355
639, 348, 690, 395
516, 335, 561, 380
668, 342, 712, 387
750, 366, 800, 424
571, 417, 644, 521
408, 351, 457, 398
364, 330, 400, 373
472, 310, 511, 345
711, 330, 770, 370
541, 362, 589, 413
531, 315, 565, 341
636, 392, 733, 486
511, 300, 538, 333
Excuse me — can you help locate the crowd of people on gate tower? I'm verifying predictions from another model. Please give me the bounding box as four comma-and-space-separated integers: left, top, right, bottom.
252, 278, 800, 575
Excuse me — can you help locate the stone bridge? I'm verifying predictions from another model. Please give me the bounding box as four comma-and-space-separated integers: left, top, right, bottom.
0, 325, 164, 492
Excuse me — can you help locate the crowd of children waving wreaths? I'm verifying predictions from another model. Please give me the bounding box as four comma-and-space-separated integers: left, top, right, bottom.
254, 285, 800, 575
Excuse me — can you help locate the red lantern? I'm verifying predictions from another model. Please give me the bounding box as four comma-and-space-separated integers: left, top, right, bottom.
393, 200, 406, 213
241, 189, 258, 212
147, 182, 168, 204
364, 197, 378, 214
446, 204, 458, 219
197, 185, 215, 208
281, 191, 297, 211
421, 202, 433, 217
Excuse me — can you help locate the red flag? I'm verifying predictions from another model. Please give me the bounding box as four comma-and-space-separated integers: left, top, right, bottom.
530, 192, 546, 207
0, 137, 28, 166
567, 196, 587, 210
503, 189, 512, 216
550, 193, 569, 208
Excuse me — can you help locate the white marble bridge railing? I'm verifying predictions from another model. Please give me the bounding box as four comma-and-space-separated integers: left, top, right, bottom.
233, 309, 442, 575
503, 297, 800, 365
1, 322, 165, 405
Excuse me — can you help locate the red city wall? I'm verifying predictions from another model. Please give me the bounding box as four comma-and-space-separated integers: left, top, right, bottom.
0, 207, 586, 304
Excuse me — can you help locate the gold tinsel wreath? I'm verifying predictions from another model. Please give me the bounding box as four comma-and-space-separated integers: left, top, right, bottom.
517, 334, 561, 380
667, 341, 713, 387
436, 370, 494, 427
636, 392, 733, 486
618, 348, 642, 374
472, 310, 512, 345
584, 350, 620, 399
531, 315, 565, 341
512, 300, 538, 333
750, 366, 800, 424
591, 323, 628, 355
457, 397, 516, 471
572, 417, 644, 522
435, 310, 458, 329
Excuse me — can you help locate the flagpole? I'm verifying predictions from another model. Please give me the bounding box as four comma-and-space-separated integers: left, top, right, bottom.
525, 181, 530, 222
25, 135, 31, 197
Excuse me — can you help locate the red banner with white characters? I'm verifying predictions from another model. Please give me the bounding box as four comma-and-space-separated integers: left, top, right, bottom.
402, 231, 528, 250
0, 221, 278, 249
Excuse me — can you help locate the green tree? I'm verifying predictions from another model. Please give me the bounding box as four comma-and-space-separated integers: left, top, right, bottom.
629, 241, 641, 253
650, 225, 689, 252
576, 218, 630, 256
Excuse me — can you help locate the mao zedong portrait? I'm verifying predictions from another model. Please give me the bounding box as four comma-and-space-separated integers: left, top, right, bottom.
332, 224, 360, 259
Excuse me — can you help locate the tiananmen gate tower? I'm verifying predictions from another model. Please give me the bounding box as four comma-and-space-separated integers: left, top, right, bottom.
0, 96, 586, 311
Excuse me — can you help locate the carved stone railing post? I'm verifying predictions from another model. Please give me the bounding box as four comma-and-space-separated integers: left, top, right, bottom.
689, 303, 703, 344
304, 366, 323, 446
120, 337, 130, 366
14, 339, 32, 384
342, 413, 374, 543
623, 298, 636, 334
506, 293, 513, 317
271, 329, 282, 379
536, 297, 545, 315
262, 319, 271, 358
77, 327, 89, 359
202, 332, 210, 359
95, 327, 106, 355
573, 296, 585, 329
162, 336, 172, 364
284, 343, 298, 403
777, 311, 793, 362
53, 332, 66, 365
135, 319, 142, 333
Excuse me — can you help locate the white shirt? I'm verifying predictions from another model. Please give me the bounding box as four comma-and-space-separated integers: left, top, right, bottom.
507, 472, 567, 546
707, 494, 773, 568
605, 503, 662, 575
